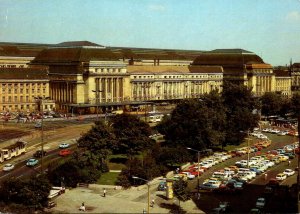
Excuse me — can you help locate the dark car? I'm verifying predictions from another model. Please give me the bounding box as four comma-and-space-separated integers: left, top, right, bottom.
33, 150, 47, 158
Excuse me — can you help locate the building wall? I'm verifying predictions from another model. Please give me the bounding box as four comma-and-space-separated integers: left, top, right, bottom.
247, 67, 276, 96
0, 80, 54, 112
291, 70, 300, 93
275, 77, 292, 97
129, 71, 223, 101
0, 56, 34, 68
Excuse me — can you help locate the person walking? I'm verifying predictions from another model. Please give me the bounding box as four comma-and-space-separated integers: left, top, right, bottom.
288, 160, 291, 166
264, 173, 267, 181
150, 199, 155, 207
103, 188, 106, 197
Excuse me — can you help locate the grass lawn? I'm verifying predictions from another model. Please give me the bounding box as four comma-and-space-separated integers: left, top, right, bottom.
97, 172, 120, 185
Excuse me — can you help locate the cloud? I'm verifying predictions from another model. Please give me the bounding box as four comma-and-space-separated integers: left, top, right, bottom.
148, 4, 165, 12
286, 11, 300, 22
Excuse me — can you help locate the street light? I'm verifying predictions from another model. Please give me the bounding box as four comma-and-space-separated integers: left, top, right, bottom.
34, 96, 50, 173
132, 176, 150, 214
186, 147, 201, 197
92, 90, 103, 121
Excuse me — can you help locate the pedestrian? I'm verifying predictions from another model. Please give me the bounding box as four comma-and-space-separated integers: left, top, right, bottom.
288, 160, 291, 166
264, 173, 267, 181
143, 208, 146, 214
150, 199, 155, 207
103, 188, 106, 197
197, 192, 201, 200
79, 202, 85, 211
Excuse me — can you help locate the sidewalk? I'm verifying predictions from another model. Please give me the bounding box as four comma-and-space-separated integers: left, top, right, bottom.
50, 181, 204, 213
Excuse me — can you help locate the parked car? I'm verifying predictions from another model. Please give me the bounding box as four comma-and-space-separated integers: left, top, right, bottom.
255, 197, 266, 208
59, 149, 72, 156
35, 122, 42, 128
283, 169, 295, 176
3, 163, 15, 172
276, 173, 287, 181
59, 143, 70, 149
34, 150, 47, 158
47, 201, 57, 209
26, 158, 39, 166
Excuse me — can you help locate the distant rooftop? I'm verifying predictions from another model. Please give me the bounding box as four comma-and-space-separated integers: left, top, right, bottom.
56, 41, 105, 48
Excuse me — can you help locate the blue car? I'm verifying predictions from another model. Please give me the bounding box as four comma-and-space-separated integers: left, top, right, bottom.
26, 158, 39, 166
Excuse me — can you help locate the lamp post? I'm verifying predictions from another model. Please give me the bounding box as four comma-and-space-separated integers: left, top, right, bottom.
92, 90, 102, 121
186, 147, 200, 196
132, 176, 150, 213
34, 96, 50, 173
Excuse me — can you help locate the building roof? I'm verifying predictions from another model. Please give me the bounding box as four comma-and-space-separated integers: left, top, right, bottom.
292, 63, 300, 68
56, 41, 104, 48
127, 65, 223, 74
127, 65, 190, 74
210, 49, 253, 54
192, 53, 265, 67
273, 69, 290, 77
107, 47, 204, 61
0, 67, 48, 80
0, 45, 42, 57
32, 47, 121, 64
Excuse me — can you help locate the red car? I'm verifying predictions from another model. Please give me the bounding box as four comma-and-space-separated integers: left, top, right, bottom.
59, 149, 72, 156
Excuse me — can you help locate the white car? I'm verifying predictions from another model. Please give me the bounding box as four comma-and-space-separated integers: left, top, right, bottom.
283, 169, 295, 176
59, 143, 70, 149
276, 173, 287, 181
3, 163, 14, 172
256, 197, 266, 208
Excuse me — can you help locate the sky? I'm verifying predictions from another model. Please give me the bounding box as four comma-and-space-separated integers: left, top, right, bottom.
0, 0, 300, 65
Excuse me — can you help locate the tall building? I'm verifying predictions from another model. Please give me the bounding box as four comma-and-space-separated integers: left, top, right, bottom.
291, 63, 300, 94
0, 67, 54, 112
191, 49, 276, 96
0, 41, 293, 113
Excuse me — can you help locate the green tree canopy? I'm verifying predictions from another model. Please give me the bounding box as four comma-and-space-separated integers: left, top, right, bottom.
157, 91, 226, 150
291, 94, 300, 118
222, 82, 259, 145
111, 114, 154, 157
260, 92, 283, 117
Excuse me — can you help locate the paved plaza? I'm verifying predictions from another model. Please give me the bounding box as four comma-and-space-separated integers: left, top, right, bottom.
49, 179, 203, 213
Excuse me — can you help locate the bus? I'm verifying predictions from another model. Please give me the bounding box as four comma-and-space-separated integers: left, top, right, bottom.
0, 140, 27, 162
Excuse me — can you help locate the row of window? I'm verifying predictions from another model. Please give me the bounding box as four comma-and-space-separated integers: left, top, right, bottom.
94, 68, 124, 73
1, 104, 53, 111
1, 88, 46, 93
133, 75, 222, 79
1, 83, 46, 88
2, 95, 37, 103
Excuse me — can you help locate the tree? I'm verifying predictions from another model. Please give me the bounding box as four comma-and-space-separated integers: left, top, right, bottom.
116, 154, 162, 188
111, 114, 154, 158
291, 94, 300, 118
260, 92, 283, 117
0, 175, 51, 209
173, 178, 191, 208
157, 91, 226, 150
222, 82, 259, 145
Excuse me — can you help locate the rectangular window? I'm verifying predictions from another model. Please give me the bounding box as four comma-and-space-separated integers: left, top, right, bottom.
2, 97, 5, 102
26, 96, 29, 102
32, 88, 35, 93
8, 96, 11, 102
26, 89, 29, 93
20, 96, 23, 102
14, 89, 18, 93
20, 88, 23, 93
14, 96, 17, 102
